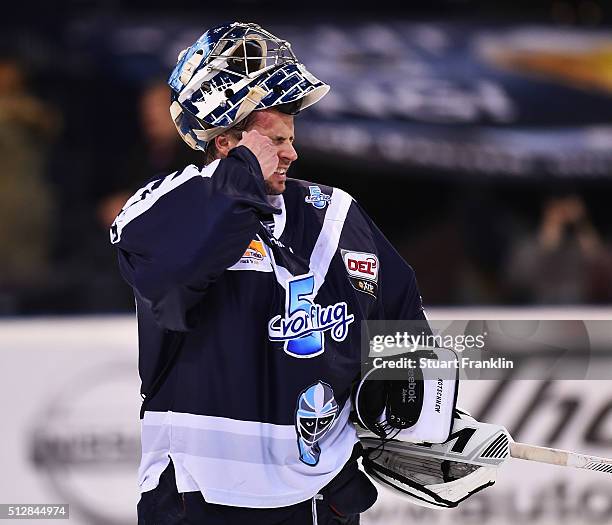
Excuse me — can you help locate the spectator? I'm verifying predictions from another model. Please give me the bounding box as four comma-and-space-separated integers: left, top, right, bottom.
49, 80, 202, 313
505, 194, 612, 303
0, 57, 60, 312
97, 79, 201, 228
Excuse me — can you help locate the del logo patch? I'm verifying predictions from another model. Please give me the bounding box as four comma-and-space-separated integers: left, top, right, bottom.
341, 250, 379, 298
228, 238, 273, 273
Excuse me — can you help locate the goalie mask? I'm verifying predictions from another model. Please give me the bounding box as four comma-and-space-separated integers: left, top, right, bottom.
168, 22, 330, 151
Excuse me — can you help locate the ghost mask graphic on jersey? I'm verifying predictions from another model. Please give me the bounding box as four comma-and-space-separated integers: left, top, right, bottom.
295, 381, 339, 466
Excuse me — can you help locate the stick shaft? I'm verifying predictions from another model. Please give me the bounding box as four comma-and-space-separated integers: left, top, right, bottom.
510, 442, 569, 466
510, 442, 612, 473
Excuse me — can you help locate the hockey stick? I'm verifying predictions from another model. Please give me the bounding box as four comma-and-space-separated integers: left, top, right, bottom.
509, 441, 612, 474
358, 414, 612, 475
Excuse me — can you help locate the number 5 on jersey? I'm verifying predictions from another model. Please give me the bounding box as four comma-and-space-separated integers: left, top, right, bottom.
268, 274, 354, 358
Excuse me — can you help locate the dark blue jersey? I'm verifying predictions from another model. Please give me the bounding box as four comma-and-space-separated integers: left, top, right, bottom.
111, 146, 424, 507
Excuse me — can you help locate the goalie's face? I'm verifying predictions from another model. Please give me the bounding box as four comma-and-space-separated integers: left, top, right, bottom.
223, 109, 297, 195
248, 110, 297, 195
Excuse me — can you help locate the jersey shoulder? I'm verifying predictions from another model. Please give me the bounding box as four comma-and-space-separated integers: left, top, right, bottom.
286, 178, 354, 203
110, 163, 213, 244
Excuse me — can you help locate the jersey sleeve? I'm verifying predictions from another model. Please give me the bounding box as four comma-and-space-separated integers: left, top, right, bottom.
356, 202, 426, 321
110, 145, 278, 331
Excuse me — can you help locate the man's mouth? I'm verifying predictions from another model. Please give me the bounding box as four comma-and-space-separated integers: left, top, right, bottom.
274, 168, 288, 180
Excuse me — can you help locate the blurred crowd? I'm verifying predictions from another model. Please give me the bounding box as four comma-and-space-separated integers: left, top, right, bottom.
0, 52, 200, 315
1, 23, 612, 316
399, 187, 612, 306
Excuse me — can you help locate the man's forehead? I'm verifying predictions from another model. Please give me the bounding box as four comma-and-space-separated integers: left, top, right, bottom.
249, 109, 294, 134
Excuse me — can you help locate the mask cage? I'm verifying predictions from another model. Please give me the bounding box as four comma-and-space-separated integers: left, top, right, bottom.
206, 26, 298, 80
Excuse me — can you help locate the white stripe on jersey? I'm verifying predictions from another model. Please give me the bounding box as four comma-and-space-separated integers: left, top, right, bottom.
310, 188, 353, 297
265, 188, 352, 293
110, 161, 219, 244
138, 402, 358, 508
267, 194, 286, 238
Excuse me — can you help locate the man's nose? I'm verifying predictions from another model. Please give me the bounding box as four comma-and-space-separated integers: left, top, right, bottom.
279, 142, 298, 162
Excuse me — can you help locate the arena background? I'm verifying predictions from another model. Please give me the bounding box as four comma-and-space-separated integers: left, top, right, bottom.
1, 1, 612, 523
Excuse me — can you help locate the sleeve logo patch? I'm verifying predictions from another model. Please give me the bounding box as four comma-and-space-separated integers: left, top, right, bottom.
341, 250, 379, 298
228, 238, 273, 272
244, 239, 266, 261
305, 186, 332, 209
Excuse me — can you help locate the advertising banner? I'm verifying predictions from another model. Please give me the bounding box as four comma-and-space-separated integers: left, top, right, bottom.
1, 314, 611, 524
74, 20, 612, 177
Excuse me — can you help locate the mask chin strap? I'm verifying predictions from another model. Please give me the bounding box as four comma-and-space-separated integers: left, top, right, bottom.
234, 85, 267, 121
191, 85, 268, 142
179, 51, 206, 86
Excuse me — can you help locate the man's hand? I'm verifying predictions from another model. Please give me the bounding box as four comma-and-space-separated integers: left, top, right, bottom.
236, 130, 278, 181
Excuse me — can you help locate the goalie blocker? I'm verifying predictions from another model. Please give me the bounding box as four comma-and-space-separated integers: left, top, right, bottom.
353, 347, 497, 509
354, 347, 459, 444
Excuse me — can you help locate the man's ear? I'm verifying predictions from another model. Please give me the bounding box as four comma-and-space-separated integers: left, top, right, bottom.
214, 133, 239, 158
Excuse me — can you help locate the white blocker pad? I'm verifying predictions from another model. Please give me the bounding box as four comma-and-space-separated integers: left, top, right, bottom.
355, 347, 459, 444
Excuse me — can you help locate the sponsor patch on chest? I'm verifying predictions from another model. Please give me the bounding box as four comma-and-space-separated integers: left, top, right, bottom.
341, 250, 379, 297
228, 238, 273, 272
